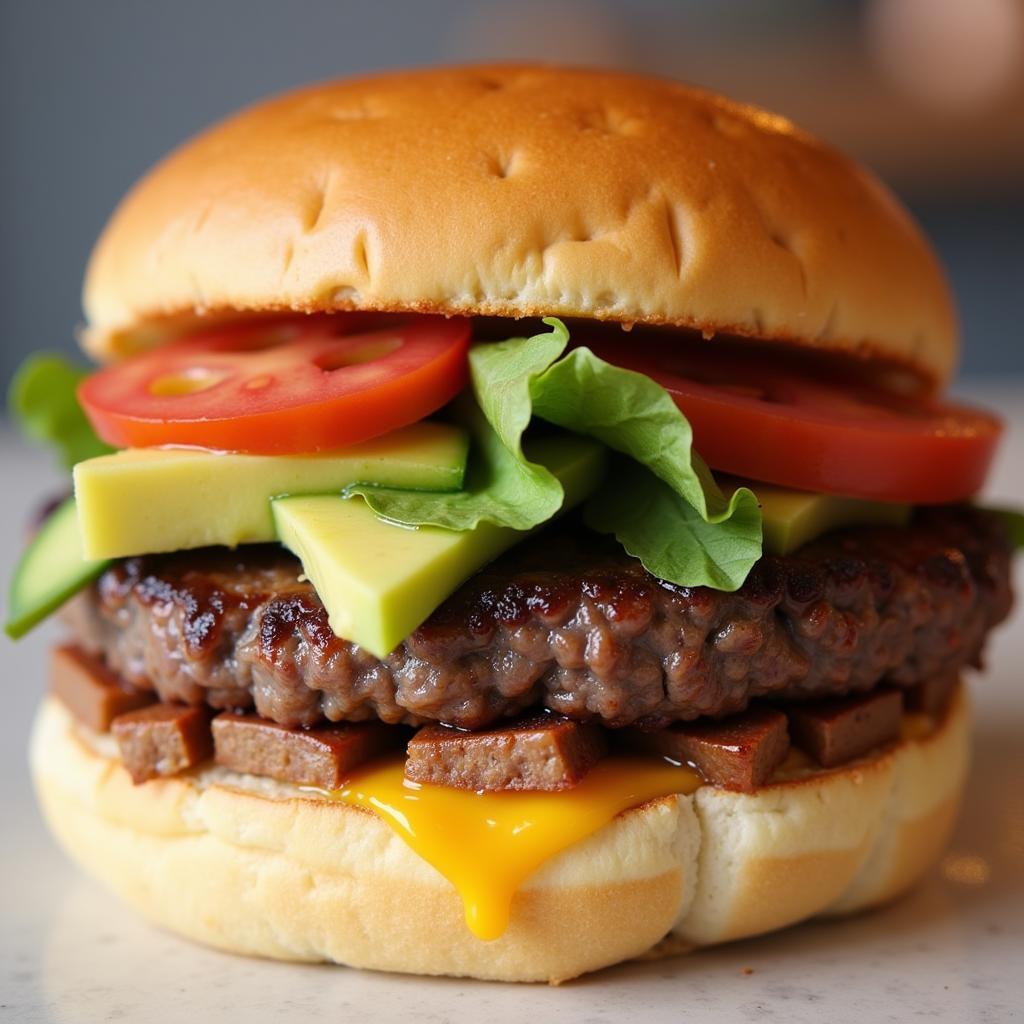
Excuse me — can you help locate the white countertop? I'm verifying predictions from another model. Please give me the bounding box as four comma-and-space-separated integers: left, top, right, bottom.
1, 384, 1022, 1024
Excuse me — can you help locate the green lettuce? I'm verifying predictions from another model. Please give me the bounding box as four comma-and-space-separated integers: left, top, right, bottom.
585, 459, 763, 591
8, 354, 114, 469
351, 319, 762, 591
991, 507, 1024, 549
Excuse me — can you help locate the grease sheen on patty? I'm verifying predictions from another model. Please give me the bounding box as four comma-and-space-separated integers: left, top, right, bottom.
67, 508, 1012, 730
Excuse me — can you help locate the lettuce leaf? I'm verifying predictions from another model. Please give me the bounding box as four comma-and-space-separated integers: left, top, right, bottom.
586, 459, 763, 591
991, 506, 1024, 549
352, 319, 762, 591
8, 354, 114, 469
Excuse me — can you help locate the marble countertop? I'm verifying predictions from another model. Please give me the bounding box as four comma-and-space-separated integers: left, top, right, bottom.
2, 383, 1022, 1024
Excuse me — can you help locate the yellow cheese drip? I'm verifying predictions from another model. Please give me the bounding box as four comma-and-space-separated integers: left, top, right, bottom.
315, 756, 701, 941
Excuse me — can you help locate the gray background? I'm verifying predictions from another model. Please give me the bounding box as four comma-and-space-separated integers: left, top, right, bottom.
2, 0, 1022, 396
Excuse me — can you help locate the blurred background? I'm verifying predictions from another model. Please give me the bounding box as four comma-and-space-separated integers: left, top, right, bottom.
1, 0, 1022, 394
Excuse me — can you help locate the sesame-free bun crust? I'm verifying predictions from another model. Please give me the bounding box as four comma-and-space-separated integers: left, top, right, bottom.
83, 65, 956, 384
31, 687, 969, 983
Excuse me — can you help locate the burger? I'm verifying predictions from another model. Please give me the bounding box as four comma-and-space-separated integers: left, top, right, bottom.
6, 65, 1017, 983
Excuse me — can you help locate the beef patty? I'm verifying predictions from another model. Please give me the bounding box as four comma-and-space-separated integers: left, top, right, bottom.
67, 507, 1013, 729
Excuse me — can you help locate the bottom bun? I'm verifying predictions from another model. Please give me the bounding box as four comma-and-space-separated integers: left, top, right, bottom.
30, 686, 969, 983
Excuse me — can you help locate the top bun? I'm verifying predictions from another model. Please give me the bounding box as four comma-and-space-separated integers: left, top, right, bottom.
82, 65, 956, 384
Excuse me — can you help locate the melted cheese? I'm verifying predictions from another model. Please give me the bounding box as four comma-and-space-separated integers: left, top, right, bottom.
314, 756, 701, 941
309, 706, 930, 940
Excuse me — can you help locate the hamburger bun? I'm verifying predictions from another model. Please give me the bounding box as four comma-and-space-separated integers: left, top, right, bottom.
82, 65, 956, 385
35, 64, 989, 986
31, 684, 970, 983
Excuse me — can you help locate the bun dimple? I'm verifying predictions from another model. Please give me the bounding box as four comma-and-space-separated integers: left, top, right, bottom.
82, 65, 956, 384
32, 686, 969, 983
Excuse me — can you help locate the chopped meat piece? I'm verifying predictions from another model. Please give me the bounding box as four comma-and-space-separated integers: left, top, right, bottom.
905, 673, 959, 717
405, 714, 607, 791
624, 706, 790, 791
787, 689, 903, 768
212, 712, 397, 788
111, 703, 213, 784
50, 644, 156, 732
68, 506, 1013, 729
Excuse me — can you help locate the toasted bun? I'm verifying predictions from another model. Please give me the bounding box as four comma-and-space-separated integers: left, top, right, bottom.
32, 686, 969, 983
82, 65, 956, 384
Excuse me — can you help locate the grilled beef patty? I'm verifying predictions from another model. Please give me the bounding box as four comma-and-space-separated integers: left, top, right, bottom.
67, 507, 1013, 729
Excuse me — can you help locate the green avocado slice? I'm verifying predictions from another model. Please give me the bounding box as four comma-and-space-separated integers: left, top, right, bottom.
272, 434, 607, 659
755, 483, 911, 555
74, 421, 470, 560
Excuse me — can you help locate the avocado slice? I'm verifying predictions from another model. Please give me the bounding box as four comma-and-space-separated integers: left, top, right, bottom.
73, 421, 469, 559
272, 434, 607, 659
754, 483, 911, 555
5, 496, 110, 639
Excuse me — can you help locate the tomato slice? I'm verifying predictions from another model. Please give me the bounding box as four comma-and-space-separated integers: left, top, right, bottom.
585, 336, 1002, 504
79, 315, 470, 454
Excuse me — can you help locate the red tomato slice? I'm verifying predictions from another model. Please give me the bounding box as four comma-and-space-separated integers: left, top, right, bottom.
79, 315, 470, 454
585, 336, 1002, 504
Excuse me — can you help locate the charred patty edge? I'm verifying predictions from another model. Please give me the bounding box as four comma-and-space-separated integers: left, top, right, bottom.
65, 507, 1013, 730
